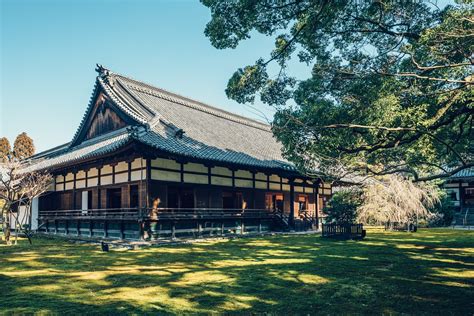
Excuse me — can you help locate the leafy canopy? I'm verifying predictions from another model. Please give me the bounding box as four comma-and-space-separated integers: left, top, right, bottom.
202, 0, 473, 181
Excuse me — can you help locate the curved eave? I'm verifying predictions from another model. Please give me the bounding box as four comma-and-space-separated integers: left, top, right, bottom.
24, 133, 132, 173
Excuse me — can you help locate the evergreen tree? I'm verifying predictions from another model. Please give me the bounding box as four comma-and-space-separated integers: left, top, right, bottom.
0, 137, 11, 162
13, 132, 35, 160
202, 1, 473, 181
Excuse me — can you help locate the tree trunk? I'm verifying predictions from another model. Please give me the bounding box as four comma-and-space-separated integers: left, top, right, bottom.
3, 212, 11, 245
14, 219, 18, 245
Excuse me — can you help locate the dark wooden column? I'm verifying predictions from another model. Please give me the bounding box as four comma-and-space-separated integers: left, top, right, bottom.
289, 180, 295, 229
314, 179, 321, 228
252, 171, 256, 209
142, 158, 152, 241
146, 158, 151, 209
72, 171, 77, 210
97, 167, 102, 209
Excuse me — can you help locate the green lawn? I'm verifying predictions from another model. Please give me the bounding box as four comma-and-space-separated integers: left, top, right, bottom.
1, 229, 473, 315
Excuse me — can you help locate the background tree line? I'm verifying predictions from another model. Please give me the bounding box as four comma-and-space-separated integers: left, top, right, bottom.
0, 132, 35, 162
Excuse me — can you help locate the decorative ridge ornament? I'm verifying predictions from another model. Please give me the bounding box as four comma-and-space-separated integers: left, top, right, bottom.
95, 64, 116, 87
95, 64, 110, 77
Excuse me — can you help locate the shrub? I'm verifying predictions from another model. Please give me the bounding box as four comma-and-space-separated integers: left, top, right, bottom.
323, 188, 361, 223
428, 193, 455, 227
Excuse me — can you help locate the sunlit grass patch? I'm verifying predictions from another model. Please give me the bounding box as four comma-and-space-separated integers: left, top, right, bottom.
0, 229, 473, 314
431, 267, 474, 279
170, 270, 235, 286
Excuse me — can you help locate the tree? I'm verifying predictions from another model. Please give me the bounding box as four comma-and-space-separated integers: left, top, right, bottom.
323, 188, 361, 223
13, 132, 35, 160
357, 175, 440, 228
202, 1, 473, 181
0, 159, 52, 245
0, 137, 11, 162
428, 191, 455, 227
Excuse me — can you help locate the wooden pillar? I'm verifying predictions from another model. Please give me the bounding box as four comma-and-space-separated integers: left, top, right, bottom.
315, 180, 320, 228
207, 166, 212, 185
112, 164, 116, 184
89, 220, 93, 237
251, 172, 256, 209
240, 219, 244, 235
97, 167, 102, 209
146, 158, 151, 209
198, 221, 202, 238
77, 220, 80, 236
65, 220, 69, 235
120, 222, 125, 239
104, 221, 108, 238
171, 222, 176, 239
221, 221, 225, 235
289, 181, 295, 229
72, 172, 77, 210
139, 221, 144, 241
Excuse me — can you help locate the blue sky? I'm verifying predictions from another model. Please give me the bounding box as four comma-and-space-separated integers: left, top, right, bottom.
0, 0, 453, 153
1, 0, 295, 152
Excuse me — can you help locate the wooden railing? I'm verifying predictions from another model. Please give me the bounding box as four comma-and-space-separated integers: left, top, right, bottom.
39, 208, 274, 221
147, 208, 274, 221
322, 223, 366, 240
39, 208, 141, 220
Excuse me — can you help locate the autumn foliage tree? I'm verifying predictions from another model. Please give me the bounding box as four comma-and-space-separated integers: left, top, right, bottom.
13, 132, 35, 160
202, 0, 473, 181
358, 175, 441, 228
0, 137, 11, 162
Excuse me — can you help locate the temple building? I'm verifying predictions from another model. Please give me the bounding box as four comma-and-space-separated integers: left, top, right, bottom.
27, 65, 332, 240
444, 168, 474, 226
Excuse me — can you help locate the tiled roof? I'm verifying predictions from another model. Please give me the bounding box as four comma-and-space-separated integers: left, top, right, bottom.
109, 74, 294, 171
25, 129, 130, 172
30, 66, 297, 173
449, 167, 474, 179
